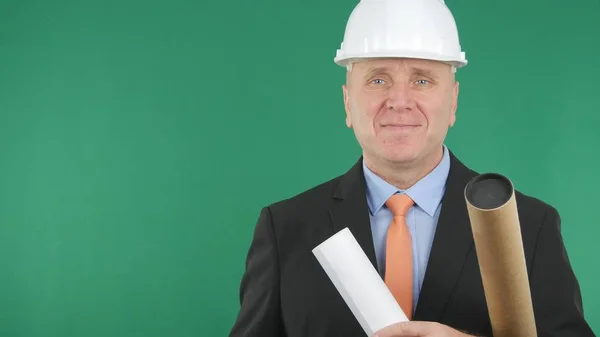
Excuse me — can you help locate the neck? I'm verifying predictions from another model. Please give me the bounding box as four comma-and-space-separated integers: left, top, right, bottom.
364, 147, 444, 190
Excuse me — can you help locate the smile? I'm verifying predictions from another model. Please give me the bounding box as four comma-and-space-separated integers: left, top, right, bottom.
382, 124, 420, 128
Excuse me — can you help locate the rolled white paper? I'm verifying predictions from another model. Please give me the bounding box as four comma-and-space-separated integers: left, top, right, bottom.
312, 227, 409, 336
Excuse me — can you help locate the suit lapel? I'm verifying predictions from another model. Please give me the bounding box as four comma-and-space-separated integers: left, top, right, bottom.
328, 158, 379, 272
413, 152, 478, 321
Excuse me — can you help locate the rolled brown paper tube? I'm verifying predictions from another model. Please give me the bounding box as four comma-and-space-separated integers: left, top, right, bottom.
464, 173, 537, 337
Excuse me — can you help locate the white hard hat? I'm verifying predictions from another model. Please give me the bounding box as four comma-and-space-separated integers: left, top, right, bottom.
334, 0, 467, 69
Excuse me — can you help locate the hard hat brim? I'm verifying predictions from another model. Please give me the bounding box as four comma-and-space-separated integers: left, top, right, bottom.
334, 50, 468, 68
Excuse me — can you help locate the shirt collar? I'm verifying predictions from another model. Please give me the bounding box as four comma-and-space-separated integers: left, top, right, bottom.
363, 145, 450, 217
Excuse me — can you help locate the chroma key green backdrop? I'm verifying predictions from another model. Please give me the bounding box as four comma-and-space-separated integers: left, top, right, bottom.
0, 0, 598, 336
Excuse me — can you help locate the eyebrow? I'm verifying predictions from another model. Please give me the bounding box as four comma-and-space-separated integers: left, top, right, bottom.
364, 66, 439, 79
410, 67, 437, 78
364, 67, 388, 79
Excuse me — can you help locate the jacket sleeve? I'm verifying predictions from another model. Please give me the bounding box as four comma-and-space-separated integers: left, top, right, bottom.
529, 206, 596, 337
228, 206, 286, 337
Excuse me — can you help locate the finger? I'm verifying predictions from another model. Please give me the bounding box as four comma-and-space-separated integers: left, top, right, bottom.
373, 321, 433, 337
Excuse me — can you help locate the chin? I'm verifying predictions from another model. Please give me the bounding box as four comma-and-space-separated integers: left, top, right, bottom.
379, 146, 422, 164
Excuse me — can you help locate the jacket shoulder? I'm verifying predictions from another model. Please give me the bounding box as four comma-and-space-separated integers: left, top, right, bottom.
452, 152, 558, 224
452, 152, 557, 221
514, 187, 560, 226
266, 173, 344, 214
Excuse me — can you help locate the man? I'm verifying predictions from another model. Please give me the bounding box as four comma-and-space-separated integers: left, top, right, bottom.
229, 0, 595, 336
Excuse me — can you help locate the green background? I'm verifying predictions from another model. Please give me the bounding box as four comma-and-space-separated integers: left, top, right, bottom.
1, 0, 598, 336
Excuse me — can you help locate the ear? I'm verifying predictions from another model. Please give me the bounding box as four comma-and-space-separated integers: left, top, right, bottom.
449, 81, 459, 127
342, 84, 352, 128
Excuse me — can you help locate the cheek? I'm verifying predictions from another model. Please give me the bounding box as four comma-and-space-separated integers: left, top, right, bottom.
415, 97, 452, 127
413, 100, 434, 124
354, 94, 386, 122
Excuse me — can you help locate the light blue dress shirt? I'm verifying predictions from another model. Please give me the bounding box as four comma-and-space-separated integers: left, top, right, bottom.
362, 145, 450, 315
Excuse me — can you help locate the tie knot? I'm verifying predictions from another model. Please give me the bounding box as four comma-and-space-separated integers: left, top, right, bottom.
386, 193, 414, 217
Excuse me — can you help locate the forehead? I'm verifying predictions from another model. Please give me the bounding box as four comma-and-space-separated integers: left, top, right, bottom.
351, 58, 451, 75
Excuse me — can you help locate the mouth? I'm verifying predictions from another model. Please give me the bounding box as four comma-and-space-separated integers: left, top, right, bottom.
382, 124, 420, 129
379, 124, 421, 135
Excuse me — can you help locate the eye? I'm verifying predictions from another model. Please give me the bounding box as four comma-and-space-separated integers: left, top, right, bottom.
415, 79, 430, 85
371, 79, 386, 85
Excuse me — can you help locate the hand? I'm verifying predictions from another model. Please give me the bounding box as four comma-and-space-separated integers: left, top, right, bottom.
373, 321, 476, 337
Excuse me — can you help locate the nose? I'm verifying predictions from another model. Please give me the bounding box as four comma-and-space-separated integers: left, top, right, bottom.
386, 83, 416, 112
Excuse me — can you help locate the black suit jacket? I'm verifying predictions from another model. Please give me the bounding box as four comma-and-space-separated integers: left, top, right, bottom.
229, 151, 595, 337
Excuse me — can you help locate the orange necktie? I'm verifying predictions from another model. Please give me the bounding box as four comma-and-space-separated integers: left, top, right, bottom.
384, 193, 414, 319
